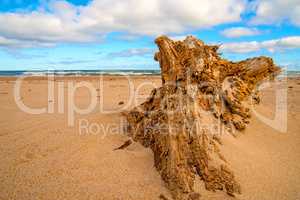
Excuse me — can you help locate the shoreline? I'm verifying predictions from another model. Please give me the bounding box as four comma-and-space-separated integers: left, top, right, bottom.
0, 75, 162, 81
0, 74, 299, 84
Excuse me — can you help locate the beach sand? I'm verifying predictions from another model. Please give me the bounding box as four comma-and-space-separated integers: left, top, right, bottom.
0, 76, 299, 200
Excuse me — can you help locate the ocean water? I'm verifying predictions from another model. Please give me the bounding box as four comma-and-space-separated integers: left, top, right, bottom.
0, 70, 299, 77
0, 70, 161, 76
285, 71, 300, 77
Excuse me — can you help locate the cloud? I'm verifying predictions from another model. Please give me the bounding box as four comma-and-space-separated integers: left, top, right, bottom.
3, 48, 48, 60
221, 27, 261, 38
0, 1, 99, 48
170, 35, 189, 41
220, 36, 300, 53
250, 0, 300, 26
261, 36, 300, 52
0, 0, 246, 48
107, 48, 154, 58
48, 59, 95, 65
0, 36, 55, 48
220, 41, 261, 53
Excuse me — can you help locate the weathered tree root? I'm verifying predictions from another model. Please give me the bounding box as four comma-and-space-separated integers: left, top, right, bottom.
125, 36, 280, 200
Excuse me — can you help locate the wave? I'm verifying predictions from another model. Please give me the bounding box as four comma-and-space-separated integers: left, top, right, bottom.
0, 70, 161, 76
1, 70, 299, 77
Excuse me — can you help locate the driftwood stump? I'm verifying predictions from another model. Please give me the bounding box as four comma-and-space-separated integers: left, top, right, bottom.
125, 36, 280, 200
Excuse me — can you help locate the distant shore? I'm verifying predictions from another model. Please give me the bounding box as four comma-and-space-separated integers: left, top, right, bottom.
0, 69, 299, 78
0, 70, 161, 77
0, 75, 161, 82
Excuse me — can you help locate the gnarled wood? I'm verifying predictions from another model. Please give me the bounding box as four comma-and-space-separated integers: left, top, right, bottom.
125, 36, 280, 200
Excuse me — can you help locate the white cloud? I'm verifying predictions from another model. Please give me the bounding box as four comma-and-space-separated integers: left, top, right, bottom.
220, 41, 261, 53
170, 35, 189, 41
220, 36, 300, 53
0, 36, 55, 48
250, 0, 300, 26
261, 36, 300, 52
0, 0, 246, 48
221, 27, 261, 38
107, 48, 154, 58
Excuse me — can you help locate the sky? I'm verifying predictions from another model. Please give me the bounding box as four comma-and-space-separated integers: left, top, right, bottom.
0, 0, 299, 71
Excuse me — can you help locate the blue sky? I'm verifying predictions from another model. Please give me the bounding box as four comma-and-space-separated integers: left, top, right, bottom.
0, 0, 299, 71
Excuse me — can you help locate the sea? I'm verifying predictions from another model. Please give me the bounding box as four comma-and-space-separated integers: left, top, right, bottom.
0, 70, 299, 77
0, 70, 161, 76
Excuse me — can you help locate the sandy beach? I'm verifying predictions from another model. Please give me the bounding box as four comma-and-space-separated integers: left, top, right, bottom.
0, 75, 299, 200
